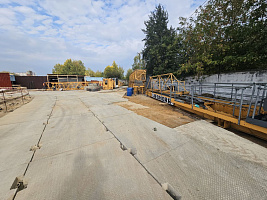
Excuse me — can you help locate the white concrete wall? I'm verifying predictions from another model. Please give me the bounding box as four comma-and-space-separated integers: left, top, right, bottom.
182, 70, 267, 101
184, 70, 267, 84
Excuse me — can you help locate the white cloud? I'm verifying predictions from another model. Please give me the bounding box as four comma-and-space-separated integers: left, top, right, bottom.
0, 0, 205, 75
0, 7, 16, 26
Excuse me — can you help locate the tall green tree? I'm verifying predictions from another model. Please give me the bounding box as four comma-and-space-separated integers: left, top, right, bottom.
85, 68, 95, 76
52, 59, 86, 75
103, 61, 124, 79
95, 70, 104, 77
142, 4, 182, 75
177, 0, 267, 77
132, 53, 145, 70
85, 68, 104, 77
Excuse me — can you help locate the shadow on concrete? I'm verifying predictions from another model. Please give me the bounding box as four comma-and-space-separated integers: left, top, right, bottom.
57, 150, 105, 200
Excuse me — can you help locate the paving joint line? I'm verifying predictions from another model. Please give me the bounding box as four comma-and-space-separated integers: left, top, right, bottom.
12, 96, 57, 200
79, 98, 179, 200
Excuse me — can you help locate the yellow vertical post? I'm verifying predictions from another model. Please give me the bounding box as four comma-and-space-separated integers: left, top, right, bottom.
171, 75, 174, 92
151, 77, 153, 92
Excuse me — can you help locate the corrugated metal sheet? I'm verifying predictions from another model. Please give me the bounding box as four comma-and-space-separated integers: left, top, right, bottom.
15, 76, 47, 89
0, 73, 12, 87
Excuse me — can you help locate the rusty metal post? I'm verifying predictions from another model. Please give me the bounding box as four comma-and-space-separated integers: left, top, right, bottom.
2, 91, 8, 112
27, 88, 30, 97
20, 88, 24, 104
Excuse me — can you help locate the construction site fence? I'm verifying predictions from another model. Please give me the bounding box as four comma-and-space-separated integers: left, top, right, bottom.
45, 82, 91, 90
0, 87, 30, 112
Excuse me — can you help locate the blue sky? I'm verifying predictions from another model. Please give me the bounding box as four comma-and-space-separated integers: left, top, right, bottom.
0, 0, 205, 75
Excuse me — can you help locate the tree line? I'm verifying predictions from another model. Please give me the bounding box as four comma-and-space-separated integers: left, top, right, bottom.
52, 59, 125, 79
140, 1, 266, 78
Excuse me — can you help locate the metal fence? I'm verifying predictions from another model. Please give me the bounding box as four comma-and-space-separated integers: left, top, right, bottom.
184, 83, 267, 125
0, 87, 30, 112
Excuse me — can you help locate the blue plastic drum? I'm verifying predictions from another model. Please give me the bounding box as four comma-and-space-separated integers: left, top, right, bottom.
127, 87, 133, 96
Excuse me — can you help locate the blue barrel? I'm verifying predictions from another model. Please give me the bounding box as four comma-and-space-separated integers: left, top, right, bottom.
127, 87, 132, 96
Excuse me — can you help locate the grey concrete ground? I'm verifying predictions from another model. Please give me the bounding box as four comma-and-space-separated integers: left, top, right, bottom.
1, 90, 267, 200
0, 91, 171, 200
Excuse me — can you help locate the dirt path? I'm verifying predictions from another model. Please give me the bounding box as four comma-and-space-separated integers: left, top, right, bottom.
117, 94, 197, 128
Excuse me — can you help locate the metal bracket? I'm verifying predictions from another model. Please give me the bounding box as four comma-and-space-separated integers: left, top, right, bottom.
10, 176, 28, 191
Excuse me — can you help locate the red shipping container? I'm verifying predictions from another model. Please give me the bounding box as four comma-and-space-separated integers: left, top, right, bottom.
0, 73, 12, 87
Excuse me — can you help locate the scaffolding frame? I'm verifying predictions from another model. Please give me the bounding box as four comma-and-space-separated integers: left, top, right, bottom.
146, 73, 189, 95
45, 82, 89, 90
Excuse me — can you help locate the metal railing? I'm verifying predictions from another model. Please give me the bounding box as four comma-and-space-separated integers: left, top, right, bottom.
184, 83, 267, 125
0, 87, 30, 112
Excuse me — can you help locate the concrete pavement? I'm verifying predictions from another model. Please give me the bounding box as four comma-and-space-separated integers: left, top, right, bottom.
1, 90, 267, 200
0, 91, 171, 200
80, 91, 267, 200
